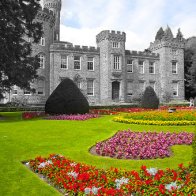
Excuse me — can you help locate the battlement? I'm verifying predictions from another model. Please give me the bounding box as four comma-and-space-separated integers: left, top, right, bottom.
149, 39, 185, 51
50, 42, 100, 53
44, 0, 61, 10
36, 7, 55, 26
96, 30, 126, 43
125, 50, 159, 58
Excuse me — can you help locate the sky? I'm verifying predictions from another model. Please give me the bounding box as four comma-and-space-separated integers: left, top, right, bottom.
41, 0, 196, 51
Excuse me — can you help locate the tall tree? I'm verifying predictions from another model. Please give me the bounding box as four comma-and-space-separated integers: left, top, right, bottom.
0, 0, 43, 99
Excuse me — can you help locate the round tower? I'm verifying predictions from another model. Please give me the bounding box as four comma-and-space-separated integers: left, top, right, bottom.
43, 0, 61, 41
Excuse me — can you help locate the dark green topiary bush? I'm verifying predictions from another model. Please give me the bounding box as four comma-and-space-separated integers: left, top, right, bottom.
141, 86, 159, 109
45, 78, 89, 115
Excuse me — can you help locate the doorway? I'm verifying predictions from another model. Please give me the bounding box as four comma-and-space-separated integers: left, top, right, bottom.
112, 81, 120, 101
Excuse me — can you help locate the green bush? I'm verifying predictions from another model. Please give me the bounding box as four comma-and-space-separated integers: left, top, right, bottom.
141, 86, 159, 109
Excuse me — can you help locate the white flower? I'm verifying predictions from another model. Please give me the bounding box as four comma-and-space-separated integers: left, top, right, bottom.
165, 181, 182, 191
115, 177, 129, 189
84, 187, 91, 195
38, 160, 53, 168
67, 171, 78, 179
70, 162, 77, 167
84, 186, 101, 195
146, 168, 158, 176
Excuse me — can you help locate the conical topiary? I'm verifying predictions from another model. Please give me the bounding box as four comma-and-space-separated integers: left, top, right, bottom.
45, 78, 89, 115
141, 86, 159, 109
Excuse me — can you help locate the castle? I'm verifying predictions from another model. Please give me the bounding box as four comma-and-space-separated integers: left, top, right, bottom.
5, 0, 185, 105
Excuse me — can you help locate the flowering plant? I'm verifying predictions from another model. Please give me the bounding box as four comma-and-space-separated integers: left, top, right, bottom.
95, 130, 194, 159
22, 111, 45, 119
26, 154, 196, 195
45, 114, 99, 121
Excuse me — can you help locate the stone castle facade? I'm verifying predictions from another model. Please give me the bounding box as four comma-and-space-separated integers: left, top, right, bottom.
5, 0, 185, 105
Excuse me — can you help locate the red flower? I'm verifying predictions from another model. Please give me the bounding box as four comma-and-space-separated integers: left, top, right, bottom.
141, 165, 147, 171
159, 184, 165, 194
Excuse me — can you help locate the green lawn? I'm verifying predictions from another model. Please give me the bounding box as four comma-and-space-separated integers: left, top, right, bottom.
0, 112, 195, 195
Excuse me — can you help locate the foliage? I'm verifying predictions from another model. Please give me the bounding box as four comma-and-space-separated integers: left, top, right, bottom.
141, 86, 159, 109
27, 154, 196, 195
0, 0, 43, 98
155, 27, 164, 40
162, 91, 172, 103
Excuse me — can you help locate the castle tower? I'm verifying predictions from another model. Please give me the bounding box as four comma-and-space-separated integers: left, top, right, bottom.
96, 30, 126, 104
43, 0, 61, 41
149, 26, 185, 101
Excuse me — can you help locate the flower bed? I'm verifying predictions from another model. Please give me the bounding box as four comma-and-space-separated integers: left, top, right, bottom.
26, 154, 195, 195
90, 109, 118, 115
113, 110, 196, 126
22, 111, 46, 119
95, 130, 194, 159
45, 114, 99, 121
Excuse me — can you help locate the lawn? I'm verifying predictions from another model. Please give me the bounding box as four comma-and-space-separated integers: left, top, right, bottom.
0, 112, 195, 195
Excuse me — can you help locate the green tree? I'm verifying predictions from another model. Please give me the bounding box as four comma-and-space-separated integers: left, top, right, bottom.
155, 27, 164, 41
0, 0, 43, 98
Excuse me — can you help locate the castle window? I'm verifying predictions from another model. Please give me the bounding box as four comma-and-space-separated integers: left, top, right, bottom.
24, 90, 31, 95
75, 81, 81, 89
149, 62, 155, 74
87, 57, 94, 71
61, 55, 68, 69
139, 60, 144, 74
74, 56, 81, 70
127, 81, 133, 96
12, 85, 17, 95
149, 81, 155, 91
39, 37, 45, 46
172, 81, 178, 96
37, 79, 45, 95
127, 60, 133, 73
38, 54, 45, 68
172, 61, 177, 74
87, 79, 94, 96
113, 55, 121, 70
112, 42, 120, 48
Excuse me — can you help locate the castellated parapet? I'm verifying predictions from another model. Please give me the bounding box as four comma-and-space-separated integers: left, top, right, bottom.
125, 50, 159, 59
35, 7, 55, 27
96, 30, 126, 43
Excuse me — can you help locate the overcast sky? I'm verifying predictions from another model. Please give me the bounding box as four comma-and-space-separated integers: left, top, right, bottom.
41, 0, 196, 50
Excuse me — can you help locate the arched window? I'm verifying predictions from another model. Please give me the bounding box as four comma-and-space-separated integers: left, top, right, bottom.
37, 78, 45, 95
38, 54, 45, 69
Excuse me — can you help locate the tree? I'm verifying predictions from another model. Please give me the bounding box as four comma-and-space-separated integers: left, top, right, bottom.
0, 0, 43, 99
155, 27, 164, 41
184, 48, 196, 99
141, 86, 159, 109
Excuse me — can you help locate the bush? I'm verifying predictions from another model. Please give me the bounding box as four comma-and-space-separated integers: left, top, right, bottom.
141, 86, 159, 109
45, 78, 89, 115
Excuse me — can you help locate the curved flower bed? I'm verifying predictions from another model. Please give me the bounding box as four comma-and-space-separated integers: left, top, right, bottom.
26, 154, 195, 195
113, 110, 196, 126
95, 130, 194, 159
45, 114, 99, 121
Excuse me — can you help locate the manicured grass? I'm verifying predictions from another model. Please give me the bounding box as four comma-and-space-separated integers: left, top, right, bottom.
0, 112, 195, 195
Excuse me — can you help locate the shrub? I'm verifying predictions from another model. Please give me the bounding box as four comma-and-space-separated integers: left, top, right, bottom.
141, 86, 159, 109
45, 78, 89, 115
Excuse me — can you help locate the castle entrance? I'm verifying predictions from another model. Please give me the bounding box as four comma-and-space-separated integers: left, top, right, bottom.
112, 81, 120, 101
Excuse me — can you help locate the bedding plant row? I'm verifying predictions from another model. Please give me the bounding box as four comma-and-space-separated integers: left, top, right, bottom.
27, 154, 196, 196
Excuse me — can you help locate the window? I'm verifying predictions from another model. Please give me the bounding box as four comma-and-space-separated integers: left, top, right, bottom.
87, 57, 94, 71
38, 54, 45, 68
74, 56, 81, 70
75, 81, 81, 89
149, 62, 155, 74
127, 60, 133, 73
172, 61, 177, 74
172, 82, 178, 96
24, 90, 31, 95
127, 81, 133, 96
139, 60, 144, 74
61, 55, 68, 69
113, 55, 121, 70
12, 85, 18, 95
37, 79, 45, 95
87, 79, 94, 96
39, 37, 45, 46
112, 42, 119, 48
139, 81, 145, 92
149, 81, 155, 91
